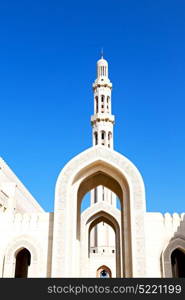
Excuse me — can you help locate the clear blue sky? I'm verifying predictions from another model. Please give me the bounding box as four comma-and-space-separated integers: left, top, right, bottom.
0, 0, 184, 213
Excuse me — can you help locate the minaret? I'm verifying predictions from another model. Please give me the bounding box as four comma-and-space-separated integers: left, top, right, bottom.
91, 55, 115, 148
90, 56, 116, 254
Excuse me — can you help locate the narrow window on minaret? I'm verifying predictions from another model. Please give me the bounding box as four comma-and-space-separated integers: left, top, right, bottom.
94, 188, 97, 203
108, 132, 112, 147
95, 96, 98, 113
101, 131, 105, 145
107, 96, 109, 113
108, 132, 112, 140
94, 132, 98, 145
101, 96, 104, 112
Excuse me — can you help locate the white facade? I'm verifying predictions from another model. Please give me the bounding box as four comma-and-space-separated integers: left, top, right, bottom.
0, 57, 184, 278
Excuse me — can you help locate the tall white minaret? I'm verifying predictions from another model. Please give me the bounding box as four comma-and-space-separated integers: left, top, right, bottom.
91, 55, 115, 148
90, 56, 116, 254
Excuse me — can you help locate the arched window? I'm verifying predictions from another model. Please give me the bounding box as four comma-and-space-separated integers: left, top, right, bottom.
102, 186, 105, 201
107, 96, 110, 113
15, 248, 31, 278
108, 132, 112, 140
171, 249, 185, 278
94, 188, 97, 203
101, 96, 105, 113
97, 265, 112, 278
94, 132, 98, 145
101, 131, 105, 146
104, 66, 107, 77
95, 96, 98, 113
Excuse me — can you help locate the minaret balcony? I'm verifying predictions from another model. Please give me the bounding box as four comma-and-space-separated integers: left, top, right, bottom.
91, 114, 115, 124
93, 80, 112, 90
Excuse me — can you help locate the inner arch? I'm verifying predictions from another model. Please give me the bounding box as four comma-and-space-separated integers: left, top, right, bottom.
78, 171, 123, 202
77, 171, 123, 240
86, 210, 121, 277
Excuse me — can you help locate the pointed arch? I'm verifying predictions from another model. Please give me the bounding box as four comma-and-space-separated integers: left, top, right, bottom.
97, 265, 112, 278
3, 235, 43, 278
80, 204, 121, 277
52, 146, 146, 277
15, 248, 31, 278
162, 237, 185, 277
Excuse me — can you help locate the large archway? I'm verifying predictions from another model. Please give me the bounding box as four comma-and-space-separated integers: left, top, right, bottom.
52, 146, 146, 277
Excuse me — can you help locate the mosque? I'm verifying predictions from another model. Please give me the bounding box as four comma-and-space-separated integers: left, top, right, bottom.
0, 56, 185, 278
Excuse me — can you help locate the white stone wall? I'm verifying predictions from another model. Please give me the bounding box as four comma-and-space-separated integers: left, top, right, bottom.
0, 158, 43, 213
0, 210, 184, 278
145, 212, 185, 277
88, 254, 116, 277
0, 211, 53, 278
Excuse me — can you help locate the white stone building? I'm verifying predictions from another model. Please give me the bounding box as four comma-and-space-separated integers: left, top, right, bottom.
0, 57, 185, 278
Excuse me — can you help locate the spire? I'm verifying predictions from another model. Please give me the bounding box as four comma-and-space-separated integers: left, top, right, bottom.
101, 47, 104, 59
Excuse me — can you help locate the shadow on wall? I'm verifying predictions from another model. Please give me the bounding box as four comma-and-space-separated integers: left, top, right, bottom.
173, 214, 185, 240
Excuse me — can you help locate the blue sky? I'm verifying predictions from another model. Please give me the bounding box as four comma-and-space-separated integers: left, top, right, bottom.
0, 0, 185, 213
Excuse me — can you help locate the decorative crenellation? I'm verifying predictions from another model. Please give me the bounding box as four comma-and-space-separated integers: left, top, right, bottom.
0, 212, 51, 230
163, 212, 185, 236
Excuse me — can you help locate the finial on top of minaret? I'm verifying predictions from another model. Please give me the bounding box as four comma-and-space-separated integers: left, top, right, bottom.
101, 47, 104, 59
